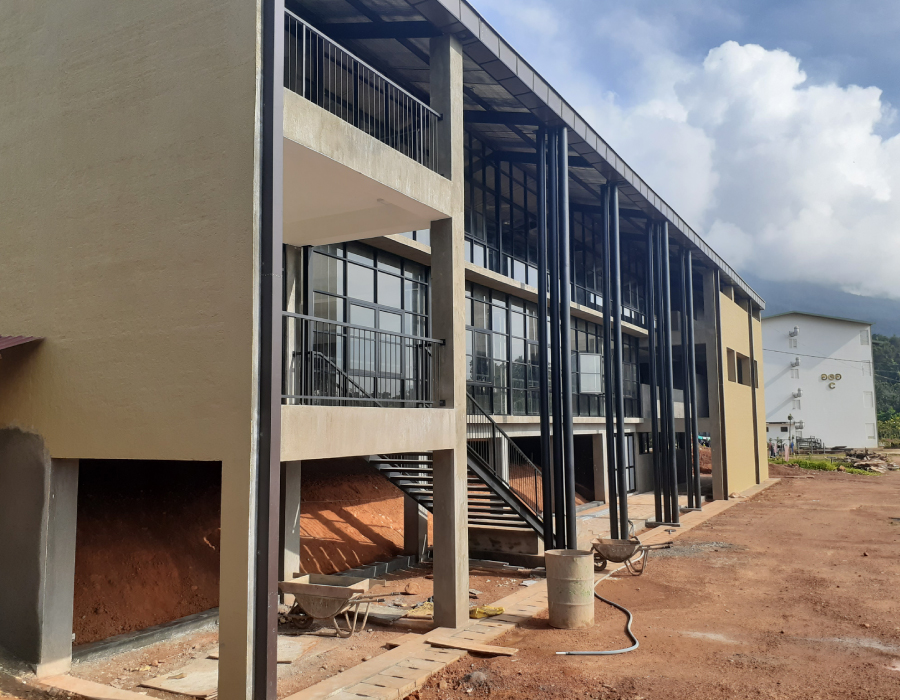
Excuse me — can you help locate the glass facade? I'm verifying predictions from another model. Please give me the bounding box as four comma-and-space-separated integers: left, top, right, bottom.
464, 130, 647, 326
466, 281, 642, 419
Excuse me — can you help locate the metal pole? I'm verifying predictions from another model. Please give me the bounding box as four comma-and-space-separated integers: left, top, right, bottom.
255, 1, 284, 697
557, 127, 578, 548
601, 186, 619, 539
714, 269, 730, 498
685, 251, 702, 506
610, 184, 629, 538
654, 223, 671, 523
646, 223, 662, 524
680, 249, 696, 509
548, 129, 566, 548
660, 223, 679, 523
536, 128, 554, 549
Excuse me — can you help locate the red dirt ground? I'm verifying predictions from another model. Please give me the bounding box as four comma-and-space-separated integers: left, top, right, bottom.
416, 465, 900, 700
73, 461, 221, 645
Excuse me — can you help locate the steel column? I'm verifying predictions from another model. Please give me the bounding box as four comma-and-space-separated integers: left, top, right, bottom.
714, 269, 730, 497
609, 184, 629, 537
536, 128, 554, 549
654, 223, 671, 523
601, 186, 619, 538
646, 223, 662, 523
547, 129, 566, 548
557, 127, 578, 548
660, 223, 679, 523
255, 0, 285, 697
679, 249, 695, 509
685, 250, 702, 506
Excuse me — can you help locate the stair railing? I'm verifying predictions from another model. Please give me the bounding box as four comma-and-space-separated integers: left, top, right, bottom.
465, 393, 544, 520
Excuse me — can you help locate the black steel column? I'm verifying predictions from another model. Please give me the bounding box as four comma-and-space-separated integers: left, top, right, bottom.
548, 129, 566, 548
557, 127, 578, 548
255, 0, 284, 697
609, 184, 629, 538
601, 186, 619, 538
714, 269, 730, 498
685, 250, 702, 506
660, 223, 679, 523
654, 223, 671, 523
646, 223, 662, 523
536, 128, 554, 549
679, 249, 696, 509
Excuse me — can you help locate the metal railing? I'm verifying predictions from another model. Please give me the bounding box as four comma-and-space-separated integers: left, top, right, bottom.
466, 393, 544, 519
283, 312, 441, 408
284, 10, 441, 173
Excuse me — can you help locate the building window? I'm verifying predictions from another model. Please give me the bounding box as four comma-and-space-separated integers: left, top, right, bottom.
789, 337, 798, 348
864, 391, 874, 408
860, 329, 870, 345
781, 426, 789, 433
862, 362, 872, 376
398, 230, 431, 246
790, 368, 800, 379
638, 432, 652, 454
727, 348, 737, 382
866, 423, 876, 439
792, 399, 801, 410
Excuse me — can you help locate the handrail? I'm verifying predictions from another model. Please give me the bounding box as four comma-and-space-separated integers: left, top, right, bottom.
283, 311, 444, 344
466, 391, 544, 519
305, 350, 386, 409
285, 9, 441, 119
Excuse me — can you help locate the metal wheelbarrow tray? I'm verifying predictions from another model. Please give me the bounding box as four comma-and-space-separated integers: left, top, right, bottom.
280, 574, 380, 638
590, 537, 673, 575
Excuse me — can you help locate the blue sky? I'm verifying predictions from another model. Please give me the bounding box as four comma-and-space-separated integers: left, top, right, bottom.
474, 0, 900, 298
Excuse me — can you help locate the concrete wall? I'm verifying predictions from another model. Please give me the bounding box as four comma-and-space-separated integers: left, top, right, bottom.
719, 292, 758, 493
0, 3, 261, 695
762, 314, 877, 448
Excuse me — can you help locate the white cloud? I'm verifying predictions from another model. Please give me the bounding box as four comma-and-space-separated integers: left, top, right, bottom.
474, 1, 900, 298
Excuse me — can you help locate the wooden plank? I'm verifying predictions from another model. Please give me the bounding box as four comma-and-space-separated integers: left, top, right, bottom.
139, 659, 219, 697
343, 682, 398, 699
208, 635, 317, 663
39, 676, 150, 700
427, 638, 517, 656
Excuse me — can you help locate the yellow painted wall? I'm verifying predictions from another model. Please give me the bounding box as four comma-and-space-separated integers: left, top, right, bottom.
752, 315, 767, 473
719, 293, 759, 493
0, 3, 261, 696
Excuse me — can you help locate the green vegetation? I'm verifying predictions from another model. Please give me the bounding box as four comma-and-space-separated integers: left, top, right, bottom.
873, 334, 900, 443
771, 457, 874, 476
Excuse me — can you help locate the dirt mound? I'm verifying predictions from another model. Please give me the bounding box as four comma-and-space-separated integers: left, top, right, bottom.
73, 461, 221, 646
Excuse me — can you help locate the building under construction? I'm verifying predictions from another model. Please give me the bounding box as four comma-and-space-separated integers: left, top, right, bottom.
0, 0, 766, 697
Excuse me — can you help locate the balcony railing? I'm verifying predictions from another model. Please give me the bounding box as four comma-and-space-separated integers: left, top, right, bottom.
284, 10, 441, 173
282, 312, 442, 408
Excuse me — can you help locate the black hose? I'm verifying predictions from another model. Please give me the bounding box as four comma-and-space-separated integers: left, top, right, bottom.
555, 580, 639, 656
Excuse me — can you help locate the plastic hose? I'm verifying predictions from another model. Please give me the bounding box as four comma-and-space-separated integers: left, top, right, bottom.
555, 579, 639, 656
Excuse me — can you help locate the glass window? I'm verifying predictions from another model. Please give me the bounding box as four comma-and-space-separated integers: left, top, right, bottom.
347, 263, 375, 302
350, 304, 375, 328
313, 292, 343, 321
312, 252, 343, 294
377, 271, 402, 308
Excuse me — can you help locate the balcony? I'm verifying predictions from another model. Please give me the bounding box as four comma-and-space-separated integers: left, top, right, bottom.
282, 312, 442, 408
284, 11, 440, 173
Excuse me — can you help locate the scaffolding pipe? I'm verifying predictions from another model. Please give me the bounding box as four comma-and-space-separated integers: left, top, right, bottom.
548, 129, 567, 548
536, 128, 554, 549
557, 126, 578, 548
601, 185, 619, 539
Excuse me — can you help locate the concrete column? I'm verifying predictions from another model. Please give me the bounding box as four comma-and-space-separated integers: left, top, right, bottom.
592, 432, 609, 503
429, 33, 468, 630
698, 269, 726, 500
493, 437, 510, 482
403, 494, 429, 560
279, 461, 302, 604
0, 428, 78, 676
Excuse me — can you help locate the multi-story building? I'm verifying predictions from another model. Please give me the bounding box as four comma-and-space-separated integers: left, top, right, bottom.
0, 0, 766, 696
762, 312, 878, 449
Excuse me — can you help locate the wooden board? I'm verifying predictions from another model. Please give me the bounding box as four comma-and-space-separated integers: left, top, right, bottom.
427, 637, 517, 656
208, 635, 318, 663
39, 676, 150, 700
139, 659, 219, 698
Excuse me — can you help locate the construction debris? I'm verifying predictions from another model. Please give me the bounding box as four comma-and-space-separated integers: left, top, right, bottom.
845, 450, 899, 473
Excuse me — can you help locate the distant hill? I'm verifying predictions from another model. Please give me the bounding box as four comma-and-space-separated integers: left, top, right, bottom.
741, 273, 900, 337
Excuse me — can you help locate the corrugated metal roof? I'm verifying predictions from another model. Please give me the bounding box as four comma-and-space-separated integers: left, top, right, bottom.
0, 335, 42, 351
284, 0, 764, 308
761, 311, 873, 327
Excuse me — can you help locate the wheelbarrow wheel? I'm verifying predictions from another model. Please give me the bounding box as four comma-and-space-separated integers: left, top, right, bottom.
594, 557, 608, 571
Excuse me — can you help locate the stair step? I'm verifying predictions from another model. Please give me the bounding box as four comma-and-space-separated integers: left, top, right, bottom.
379, 467, 434, 473
370, 458, 433, 464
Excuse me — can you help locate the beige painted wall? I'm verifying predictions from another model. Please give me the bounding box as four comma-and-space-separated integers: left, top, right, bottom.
719, 293, 757, 493
752, 315, 767, 471
0, 3, 261, 696
281, 406, 457, 461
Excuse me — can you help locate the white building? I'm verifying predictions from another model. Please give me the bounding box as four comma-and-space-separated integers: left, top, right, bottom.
762, 312, 878, 449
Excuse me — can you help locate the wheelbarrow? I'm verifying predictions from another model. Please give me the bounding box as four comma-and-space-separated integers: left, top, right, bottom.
590, 537, 673, 576
280, 574, 382, 638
